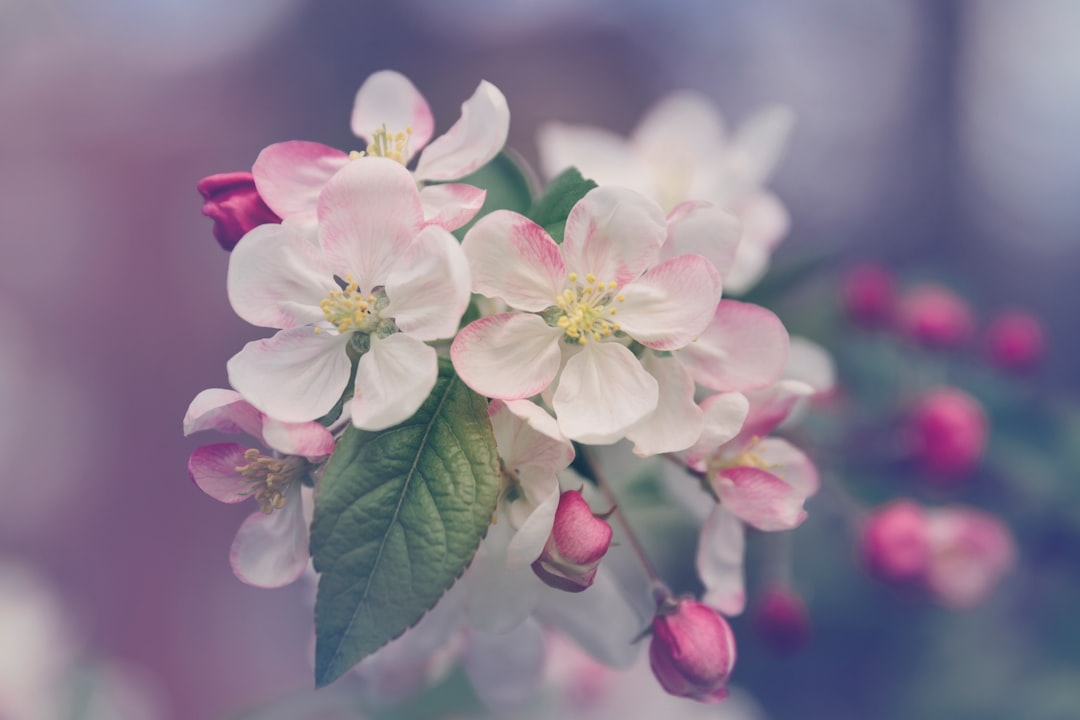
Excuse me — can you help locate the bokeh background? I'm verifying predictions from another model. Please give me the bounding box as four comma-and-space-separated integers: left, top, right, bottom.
2, 1, 1079, 718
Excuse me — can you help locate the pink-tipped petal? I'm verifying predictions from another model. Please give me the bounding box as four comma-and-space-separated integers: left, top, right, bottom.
536, 123, 651, 193
188, 443, 252, 503
260, 418, 335, 459
462, 211, 566, 312
562, 187, 666, 285
451, 314, 563, 400
227, 222, 336, 329
681, 300, 790, 392
419, 183, 487, 231
616, 254, 721, 350
490, 399, 574, 474
626, 353, 704, 457
553, 341, 659, 444
183, 388, 263, 439
662, 201, 742, 281
252, 141, 349, 219
734, 380, 815, 449
384, 225, 471, 341
350, 333, 438, 431
350, 70, 434, 161
754, 437, 819, 498
230, 487, 309, 588
697, 506, 747, 616
226, 326, 352, 424
685, 392, 751, 472
413, 80, 510, 182
317, 157, 423, 292
714, 464, 809, 532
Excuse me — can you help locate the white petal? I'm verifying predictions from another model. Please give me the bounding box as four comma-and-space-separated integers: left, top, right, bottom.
419, 183, 486, 232
505, 470, 561, 566
561, 187, 666, 285
252, 141, 349, 219
697, 506, 747, 616
615, 254, 721, 350
661, 201, 742, 282
462, 211, 566, 312
625, 354, 703, 457
681, 300, 790, 393
490, 399, 573, 475
686, 392, 750, 471
552, 342, 658, 444
227, 222, 335, 329
230, 485, 309, 588
536, 122, 651, 193
784, 336, 836, 395
729, 105, 795, 190
722, 237, 772, 295
350, 334, 437, 431
632, 91, 727, 162
183, 388, 263, 439
466, 522, 543, 633
384, 225, 471, 341
451, 313, 563, 400
350, 70, 435, 162
259, 418, 335, 459
464, 619, 545, 712
227, 327, 352, 423
414, 80, 510, 182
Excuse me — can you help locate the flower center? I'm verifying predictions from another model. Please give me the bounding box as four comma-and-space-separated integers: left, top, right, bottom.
235, 449, 307, 514
349, 124, 413, 165
554, 273, 623, 345
318, 276, 383, 334
708, 437, 773, 477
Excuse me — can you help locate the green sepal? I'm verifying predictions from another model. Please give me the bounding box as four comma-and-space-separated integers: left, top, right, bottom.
527, 167, 597, 243
450, 152, 535, 241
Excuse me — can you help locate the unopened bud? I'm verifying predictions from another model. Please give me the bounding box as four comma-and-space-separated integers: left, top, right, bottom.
896, 283, 975, 349
197, 171, 280, 251
649, 599, 736, 704
985, 309, 1045, 372
752, 588, 810, 655
531, 490, 612, 593
841, 263, 895, 327
908, 388, 987, 479
861, 500, 930, 585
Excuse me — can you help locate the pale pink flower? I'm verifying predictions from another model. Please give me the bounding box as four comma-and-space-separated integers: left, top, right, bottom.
924, 506, 1016, 609
184, 388, 334, 588
896, 283, 976, 349
451, 186, 722, 444
252, 70, 509, 231
538, 92, 794, 293
226, 158, 471, 430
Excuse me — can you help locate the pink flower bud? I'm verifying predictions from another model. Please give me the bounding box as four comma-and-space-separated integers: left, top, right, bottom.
841, 263, 895, 327
985, 309, 1045, 372
908, 388, 987, 479
649, 599, 736, 704
197, 172, 281, 251
924, 507, 1015, 608
861, 500, 930, 584
752, 588, 811, 655
896, 284, 975, 349
531, 490, 612, 593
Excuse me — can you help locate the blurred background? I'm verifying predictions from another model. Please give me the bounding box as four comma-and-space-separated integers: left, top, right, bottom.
2, 1, 1079, 718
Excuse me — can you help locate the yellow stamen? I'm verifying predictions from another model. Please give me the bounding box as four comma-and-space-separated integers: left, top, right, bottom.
319, 275, 378, 334
235, 449, 307, 515
352, 124, 413, 164
553, 273, 625, 345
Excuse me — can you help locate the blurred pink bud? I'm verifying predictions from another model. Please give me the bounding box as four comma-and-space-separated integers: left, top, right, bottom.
649, 599, 736, 704
197, 171, 281, 251
531, 490, 612, 593
841, 263, 895, 326
985, 310, 1045, 372
908, 388, 988, 479
861, 500, 930, 584
896, 284, 975, 349
752, 588, 811, 655
924, 507, 1016, 608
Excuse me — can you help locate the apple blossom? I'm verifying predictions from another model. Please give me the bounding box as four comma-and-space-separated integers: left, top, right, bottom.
896, 283, 975, 349
649, 598, 737, 704
841, 262, 895, 327
924, 506, 1016, 609
197, 171, 281, 251
752, 587, 811, 655
861, 499, 931, 586
532, 489, 614, 593
538, 91, 794, 293
907, 387, 987, 480
985, 309, 1046, 372
225, 157, 471, 430
252, 70, 509, 231
184, 388, 333, 587
451, 185, 722, 444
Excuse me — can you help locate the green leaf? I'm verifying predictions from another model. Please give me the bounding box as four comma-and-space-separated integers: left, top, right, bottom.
736, 249, 835, 305
528, 167, 597, 243
311, 358, 500, 687
450, 152, 534, 241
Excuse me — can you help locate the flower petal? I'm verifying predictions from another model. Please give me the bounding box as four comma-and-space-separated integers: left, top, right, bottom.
462, 211, 566, 312
714, 465, 808, 532
505, 470, 561, 566
490, 399, 573, 474
784, 336, 836, 395
632, 91, 727, 163
616, 254, 721, 350
734, 380, 815, 448
419, 183, 486, 232
252, 141, 349, 219
728, 105, 795, 190
464, 619, 545, 712
553, 342, 658, 444
413, 80, 510, 182
230, 486, 309, 588
260, 418, 335, 459
227, 326, 352, 423
661, 201, 742, 282
227, 222, 336, 329
350, 70, 435, 162
350, 333, 437, 431
384, 225, 471, 341
536, 123, 651, 194
681, 300, 789, 392
722, 237, 771, 296
626, 354, 703, 457
561, 187, 666, 285
754, 437, 819, 498
734, 190, 790, 252
183, 388, 263, 439
317, 157, 423, 292
697, 506, 747, 616
187, 443, 251, 503
451, 313, 563, 399
686, 392, 750, 471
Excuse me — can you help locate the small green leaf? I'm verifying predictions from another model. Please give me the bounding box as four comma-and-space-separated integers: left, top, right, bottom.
450, 152, 534, 241
528, 167, 597, 243
311, 359, 500, 687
